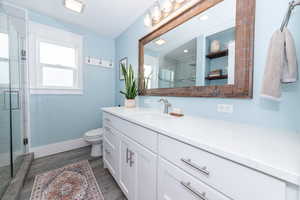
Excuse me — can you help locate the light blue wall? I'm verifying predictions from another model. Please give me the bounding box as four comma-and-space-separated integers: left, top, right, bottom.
29, 11, 116, 147
116, 0, 300, 132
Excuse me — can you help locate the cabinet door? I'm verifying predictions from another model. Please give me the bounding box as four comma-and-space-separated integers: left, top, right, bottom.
131, 141, 157, 200
119, 137, 134, 199
103, 138, 117, 178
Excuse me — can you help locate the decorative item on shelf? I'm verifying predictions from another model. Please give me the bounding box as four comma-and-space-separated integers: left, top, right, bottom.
206, 69, 228, 80
85, 56, 113, 68
120, 64, 138, 108
144, 0, 201, 27
209, 69, 223, 77
119, 57, 128, 80
210, 40, 221, 53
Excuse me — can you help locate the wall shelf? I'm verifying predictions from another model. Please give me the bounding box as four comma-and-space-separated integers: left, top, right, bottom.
206, 49, 229, 59
205, 74, 228, 80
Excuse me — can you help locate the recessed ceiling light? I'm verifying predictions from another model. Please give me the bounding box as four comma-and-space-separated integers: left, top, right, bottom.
184, 49, 189, 53
64, 0, 85, 13
199, 15, 209, 21
155, 39, 166, 46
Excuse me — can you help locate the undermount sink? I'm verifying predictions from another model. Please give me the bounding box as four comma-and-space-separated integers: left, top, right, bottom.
131, 112, 175, 121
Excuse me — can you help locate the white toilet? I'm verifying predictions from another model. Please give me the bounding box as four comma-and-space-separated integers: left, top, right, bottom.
84, 128, 103, 157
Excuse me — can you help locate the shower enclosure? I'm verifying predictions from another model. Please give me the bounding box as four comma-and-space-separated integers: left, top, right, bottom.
0, 2, 28, 198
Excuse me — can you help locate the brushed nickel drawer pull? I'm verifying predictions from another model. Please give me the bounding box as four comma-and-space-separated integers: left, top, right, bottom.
180, 181, 208, 200
181, 158, 210, 176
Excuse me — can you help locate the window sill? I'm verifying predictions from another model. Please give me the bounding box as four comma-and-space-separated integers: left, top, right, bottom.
30, 88, 83, 95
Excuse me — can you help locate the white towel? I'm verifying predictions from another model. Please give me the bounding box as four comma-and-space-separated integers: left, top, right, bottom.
261, 28, 298, 101
282, 28, 298, 83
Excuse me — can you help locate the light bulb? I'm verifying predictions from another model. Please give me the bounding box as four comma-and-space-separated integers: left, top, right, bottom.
161, 0, 173, 13
144, 13, 152, 27
175, 0, 185, 3
151, 3, 162, 21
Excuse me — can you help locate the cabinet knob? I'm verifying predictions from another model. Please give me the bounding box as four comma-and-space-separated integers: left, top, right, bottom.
126, 148, 130, 163
129, 151, 135, 167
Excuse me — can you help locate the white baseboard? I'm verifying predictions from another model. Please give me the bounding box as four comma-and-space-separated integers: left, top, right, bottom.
30, 138, 90, 158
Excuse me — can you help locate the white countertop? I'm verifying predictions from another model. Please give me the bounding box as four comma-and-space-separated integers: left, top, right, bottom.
102, 107, 300, 186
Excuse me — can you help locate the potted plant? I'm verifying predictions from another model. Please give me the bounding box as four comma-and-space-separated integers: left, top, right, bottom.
120, 64, 138, 108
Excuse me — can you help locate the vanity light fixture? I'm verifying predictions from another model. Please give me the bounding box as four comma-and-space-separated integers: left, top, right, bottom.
155, 39, 166, 46
64, 0, 85, 13
144, 0, 201, 27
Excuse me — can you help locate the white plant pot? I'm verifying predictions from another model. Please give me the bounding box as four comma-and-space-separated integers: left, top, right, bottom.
125, 99, 136, 108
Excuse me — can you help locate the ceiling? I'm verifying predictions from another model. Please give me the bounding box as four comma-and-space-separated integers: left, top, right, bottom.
6, 0, 156, 38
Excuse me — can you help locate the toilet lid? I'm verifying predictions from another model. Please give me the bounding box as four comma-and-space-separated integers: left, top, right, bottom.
85, 128, 103, 138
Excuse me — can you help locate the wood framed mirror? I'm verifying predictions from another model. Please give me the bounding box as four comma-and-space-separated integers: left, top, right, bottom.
138, 0, 255, 98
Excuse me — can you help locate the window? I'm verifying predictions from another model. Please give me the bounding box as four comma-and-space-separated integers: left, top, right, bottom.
0, 32, 9, 85
29, 22, 83, 94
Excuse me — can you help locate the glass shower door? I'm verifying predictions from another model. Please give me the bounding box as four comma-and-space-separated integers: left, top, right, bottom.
9, 13, 26, 177
0, 4, 27, 197
0, 14, 13, 197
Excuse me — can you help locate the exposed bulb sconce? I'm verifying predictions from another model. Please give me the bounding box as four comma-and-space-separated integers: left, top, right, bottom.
151, 2, 162, 22
161, 0, 173, 14
144, 13, 152, 27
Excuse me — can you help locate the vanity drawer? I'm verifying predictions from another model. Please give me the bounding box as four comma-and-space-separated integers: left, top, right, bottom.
158, 135, 286, 200
158, 157, 230, 200
103, 112, 158, 153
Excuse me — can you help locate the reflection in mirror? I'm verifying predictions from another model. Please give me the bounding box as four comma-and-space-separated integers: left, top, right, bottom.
143, 0, 236, 90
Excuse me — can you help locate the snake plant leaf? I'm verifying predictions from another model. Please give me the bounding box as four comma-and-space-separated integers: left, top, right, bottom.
120, 64, 138, 99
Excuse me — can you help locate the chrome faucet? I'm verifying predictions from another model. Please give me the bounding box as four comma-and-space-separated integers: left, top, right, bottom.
158, 98, 171, 114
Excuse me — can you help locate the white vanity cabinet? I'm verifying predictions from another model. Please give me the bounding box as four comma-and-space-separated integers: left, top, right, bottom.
103, 112, 157, 200
102, 108, 300, 200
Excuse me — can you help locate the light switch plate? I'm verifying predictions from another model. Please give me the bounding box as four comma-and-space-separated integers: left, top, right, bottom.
217, 104, 234, 113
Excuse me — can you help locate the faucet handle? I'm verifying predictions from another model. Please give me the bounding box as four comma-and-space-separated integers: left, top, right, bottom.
158, 97, 168, 103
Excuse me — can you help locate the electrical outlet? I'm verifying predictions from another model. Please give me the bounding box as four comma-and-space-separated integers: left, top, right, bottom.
217, 104, 234, 113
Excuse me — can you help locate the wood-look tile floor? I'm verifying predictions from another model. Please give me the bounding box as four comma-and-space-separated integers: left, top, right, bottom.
19, 146, 127, 200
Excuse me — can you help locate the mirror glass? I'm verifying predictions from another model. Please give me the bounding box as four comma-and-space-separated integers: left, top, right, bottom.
143, 0, 236, 89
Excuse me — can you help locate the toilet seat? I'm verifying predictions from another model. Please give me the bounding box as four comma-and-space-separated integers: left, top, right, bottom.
84, 128, 103, 140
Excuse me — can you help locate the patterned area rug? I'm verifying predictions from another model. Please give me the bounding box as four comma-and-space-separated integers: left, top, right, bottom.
30, 160, 104, 200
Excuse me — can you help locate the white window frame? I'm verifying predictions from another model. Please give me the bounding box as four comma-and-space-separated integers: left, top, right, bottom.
29, 22, 83, 95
